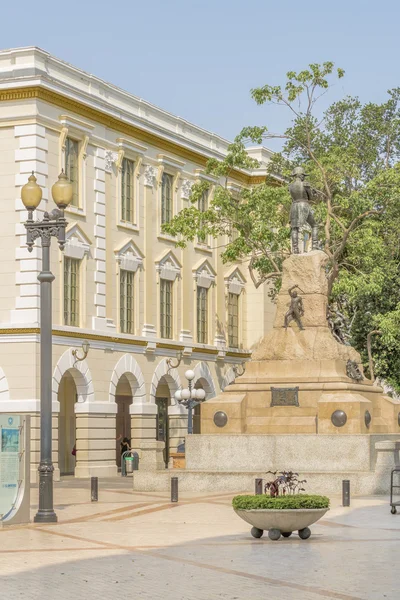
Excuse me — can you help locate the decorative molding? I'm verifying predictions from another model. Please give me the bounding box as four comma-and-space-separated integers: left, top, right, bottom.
115, 148, 125, 171
81, 135, 90, 160
193, 361, 217, 398
224, 267, 246, 295
0, 327, 237, 357
60, 126, 68, 150
144, 164, 156, 187
173, 171, 182, 192
155, 250, 182, 282
181, 178, 194, 200
193, 259, 216, 289
135, 156, 143, 179
52, 348, 94, 404
157, 153, 185, 170
0, 86, 278, 187
194, 168, 218, 184
116, 137, 148, 156
156, 164, 165, 188
114, 239, 144, 272
65, 222, 92, 259
105, 150, 118, 173
150, 358, 182, 402
59, 114, 94, 136
109, 354, 146, 404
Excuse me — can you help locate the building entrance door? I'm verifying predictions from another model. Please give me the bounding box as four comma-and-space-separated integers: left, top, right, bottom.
116, 395, 132, 468
156, 397, 169, 468
58, 372, 77, 476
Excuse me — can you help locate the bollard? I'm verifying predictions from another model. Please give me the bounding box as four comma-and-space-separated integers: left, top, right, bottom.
171, 477, 178, 502
342, 480, 350, 507
255, 478, 263, 495
91, 476, 98, 502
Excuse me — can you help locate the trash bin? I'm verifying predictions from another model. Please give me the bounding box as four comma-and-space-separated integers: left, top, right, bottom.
131, 452, 139, 470
125, 456, 134, 474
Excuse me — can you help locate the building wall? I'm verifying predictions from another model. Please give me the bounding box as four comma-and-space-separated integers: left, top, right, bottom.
0, 47, 277, 479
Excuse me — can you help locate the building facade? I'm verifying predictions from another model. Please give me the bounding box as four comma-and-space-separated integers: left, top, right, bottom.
0, 47, 276, 480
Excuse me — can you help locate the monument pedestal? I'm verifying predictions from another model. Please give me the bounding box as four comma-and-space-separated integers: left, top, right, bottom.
202, 251, 400, 435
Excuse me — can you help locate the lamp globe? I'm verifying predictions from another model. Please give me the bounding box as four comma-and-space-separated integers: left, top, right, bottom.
181, 389, 191, 400
196, 389, 206, 401
21, 172, 42, 210
185, 369, 195, 381
52, 171, 73, 209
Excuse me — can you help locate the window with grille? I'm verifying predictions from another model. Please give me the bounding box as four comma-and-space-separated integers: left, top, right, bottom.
197, 190, 208, 244
161, 173, 173, 224
160, 279, 173, 339
228, 292, 239, 348
121, 157, 135, 223
64, 257, 80, 326
197, 286, 208, 344
65, 137, 79, 207
120, 269, 134, 333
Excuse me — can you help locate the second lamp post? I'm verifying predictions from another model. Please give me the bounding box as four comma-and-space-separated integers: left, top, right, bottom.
21, 171, 73, 523
174, 370, 206, 434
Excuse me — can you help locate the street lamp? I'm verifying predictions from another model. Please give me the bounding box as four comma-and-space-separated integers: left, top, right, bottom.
174, 370, 206, 434
21, 171, 73, 523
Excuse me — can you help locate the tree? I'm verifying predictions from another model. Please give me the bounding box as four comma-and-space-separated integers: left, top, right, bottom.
162, 63, 400, 389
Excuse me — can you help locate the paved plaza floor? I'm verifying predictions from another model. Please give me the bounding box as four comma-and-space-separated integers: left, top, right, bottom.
0, 478, 399, 599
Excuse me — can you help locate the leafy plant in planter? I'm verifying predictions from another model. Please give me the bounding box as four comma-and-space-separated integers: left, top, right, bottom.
232, 471, 330, 541
264, 471, 307, 496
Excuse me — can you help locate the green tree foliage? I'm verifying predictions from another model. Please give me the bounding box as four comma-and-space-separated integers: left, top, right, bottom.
163, 63, 400, 389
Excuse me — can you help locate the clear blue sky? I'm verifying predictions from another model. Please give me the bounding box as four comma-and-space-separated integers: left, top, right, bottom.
2, 0, 399, 148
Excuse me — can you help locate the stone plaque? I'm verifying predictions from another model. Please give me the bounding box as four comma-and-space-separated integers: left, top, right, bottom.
270, 387, 299, 407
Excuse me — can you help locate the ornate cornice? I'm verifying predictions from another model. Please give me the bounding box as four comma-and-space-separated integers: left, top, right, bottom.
0, 86, 276, 187
0, 327, 244, 356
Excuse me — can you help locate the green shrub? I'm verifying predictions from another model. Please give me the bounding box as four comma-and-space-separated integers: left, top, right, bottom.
232, 494, 330, 511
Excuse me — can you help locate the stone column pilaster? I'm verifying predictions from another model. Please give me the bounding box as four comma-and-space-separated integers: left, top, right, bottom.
130, 403, 164, 470
74, 410, 118, 478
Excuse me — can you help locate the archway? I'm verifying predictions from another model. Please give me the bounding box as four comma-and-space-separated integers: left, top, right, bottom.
53, 349, 94, 477
58, 371, 77, 476
154, 376, 173, 468
115, 374, 133, 468
221, 366, 236, 391
150, 359, 182, 467
109, 355, 146, 468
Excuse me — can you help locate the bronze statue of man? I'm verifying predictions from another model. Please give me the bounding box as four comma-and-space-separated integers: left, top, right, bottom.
289, 166, 318, 254
284, 285, 305, 330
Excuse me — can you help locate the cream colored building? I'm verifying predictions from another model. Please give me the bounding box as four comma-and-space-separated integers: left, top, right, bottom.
0, 47, 276, 480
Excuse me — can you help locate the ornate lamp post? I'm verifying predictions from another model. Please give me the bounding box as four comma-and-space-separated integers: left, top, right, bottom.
21, 171, 73, 523
174, 370, 206, 434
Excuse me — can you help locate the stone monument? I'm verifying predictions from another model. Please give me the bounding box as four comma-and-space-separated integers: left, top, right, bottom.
133, 165, 400, 495
202, 169, 400, 436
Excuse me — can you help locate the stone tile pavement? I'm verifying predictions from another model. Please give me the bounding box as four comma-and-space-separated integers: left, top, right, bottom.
0, 479, 399, 599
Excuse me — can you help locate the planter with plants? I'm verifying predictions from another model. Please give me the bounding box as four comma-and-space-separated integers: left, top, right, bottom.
233, 471, 330, 541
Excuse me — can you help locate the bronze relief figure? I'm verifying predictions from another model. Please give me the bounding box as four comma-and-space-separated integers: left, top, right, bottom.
284, 285, 305, 331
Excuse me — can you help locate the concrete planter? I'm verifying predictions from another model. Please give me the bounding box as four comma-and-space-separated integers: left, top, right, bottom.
234, 507, 329, 540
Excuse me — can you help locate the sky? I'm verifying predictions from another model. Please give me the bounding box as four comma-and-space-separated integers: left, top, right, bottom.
2, 0, 400, 150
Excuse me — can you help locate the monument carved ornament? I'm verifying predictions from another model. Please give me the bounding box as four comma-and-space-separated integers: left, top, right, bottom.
105, 150, 118, 173
144, 165, 156, 187
181, 179, 193, 200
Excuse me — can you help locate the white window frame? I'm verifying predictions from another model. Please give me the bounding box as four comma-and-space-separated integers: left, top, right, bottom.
224, 268, 246, 349
157, 154, 185, 240
155, 250, 182, 340
196, 285, 208, 344
59, 115, 94, 217
115, 239, 144, 335
192, 259, 216, 345
115, 138, 147, 232
62, 223, 91, 329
